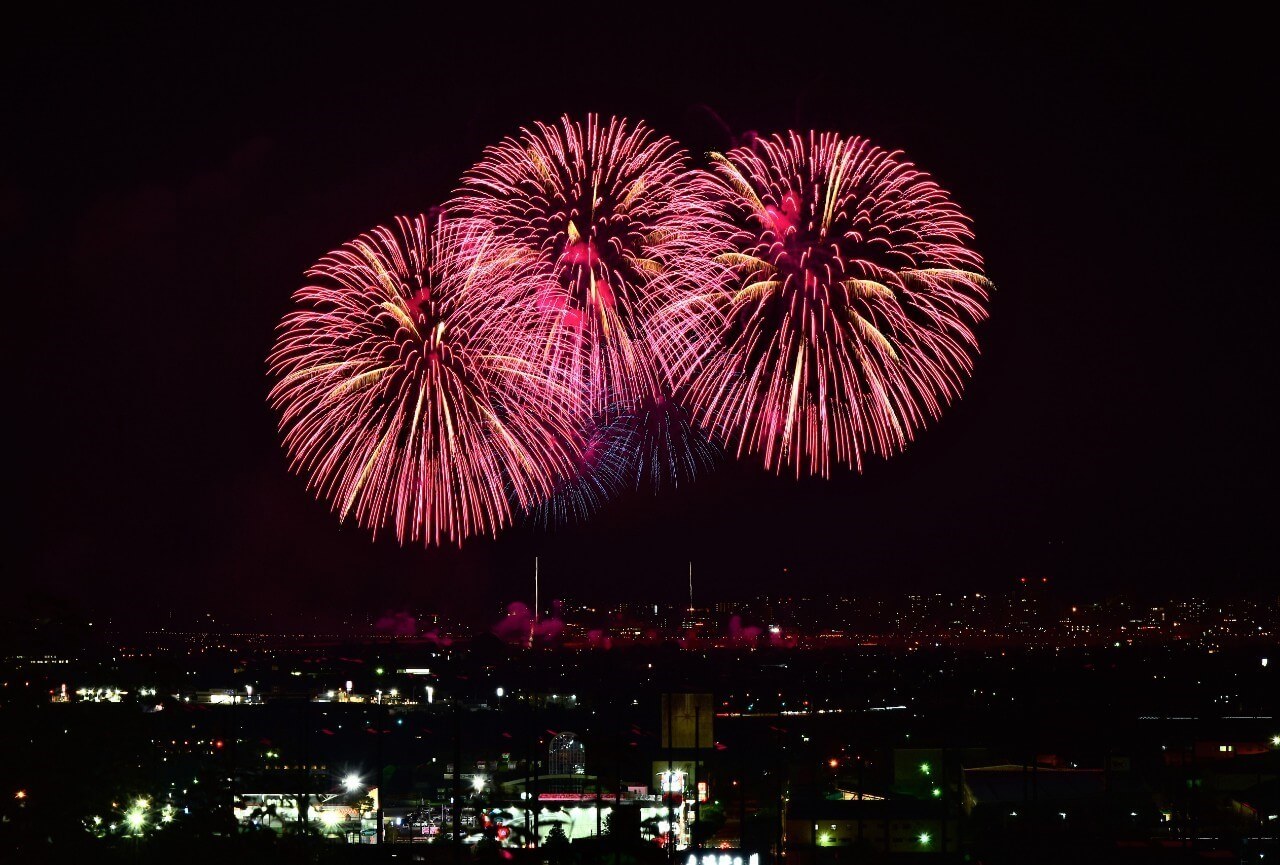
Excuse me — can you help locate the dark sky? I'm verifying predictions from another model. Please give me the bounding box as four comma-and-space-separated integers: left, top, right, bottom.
8, 6, 1273, 624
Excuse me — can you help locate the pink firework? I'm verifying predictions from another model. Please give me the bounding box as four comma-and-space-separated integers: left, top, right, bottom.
452, 114, 722, 514
654, 132, 991, 477
451, 114, 718, 418
268, 215, 585, 545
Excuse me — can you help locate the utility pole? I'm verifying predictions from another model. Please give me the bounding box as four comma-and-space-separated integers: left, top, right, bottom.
452, 692, 462, 863
667, 693, 675, 862
376, 700, 385, 845
693, 706, 700, 853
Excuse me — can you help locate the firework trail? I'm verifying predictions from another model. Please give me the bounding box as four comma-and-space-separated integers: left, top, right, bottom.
653, 131, 990, 476
453, 115, 721, 513
268, 215, 585, 545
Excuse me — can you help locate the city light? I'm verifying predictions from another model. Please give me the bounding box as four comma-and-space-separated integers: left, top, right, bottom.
344, 774, 361, 791
496, 687, 504, 698
319, 810, 341, 829
919, 762, 931, 775
14, 790, 26, 800
931, 787, 942, 797
127, 810, 145, 832
918, 831, 931, 845
472, 775, 486, 792
1272, 735, 1280, 747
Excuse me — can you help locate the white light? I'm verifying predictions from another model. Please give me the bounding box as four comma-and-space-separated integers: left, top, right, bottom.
496, 687, 504, 698
472, 775, 486, 792
426, 686, 434, 704
344, 774, 361, 791
319, 810, 341, 828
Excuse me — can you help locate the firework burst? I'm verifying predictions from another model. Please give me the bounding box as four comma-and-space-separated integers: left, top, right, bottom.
453, 114, 722, 514
533, 394, 719, 525
654, 131, 991, 476
452, 113, 719, 417
268, 215, 584, 545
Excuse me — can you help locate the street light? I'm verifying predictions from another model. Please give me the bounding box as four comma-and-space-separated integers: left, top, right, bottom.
472, 775, 486, 793
344, 774, 362, 791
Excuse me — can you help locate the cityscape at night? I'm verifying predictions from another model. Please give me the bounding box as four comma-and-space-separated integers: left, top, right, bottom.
5, 582, 1276, 862
7, 3, 1275, 864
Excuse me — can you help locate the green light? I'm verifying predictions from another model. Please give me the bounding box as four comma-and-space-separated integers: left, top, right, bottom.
919, 762, 931, 775
931, 787, 942, 797
819, 832, 830, 845
918, 831, 931, 846
375, 667, 385, 675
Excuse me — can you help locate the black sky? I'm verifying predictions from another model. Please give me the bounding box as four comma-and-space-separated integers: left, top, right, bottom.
8, 5, 1274, 624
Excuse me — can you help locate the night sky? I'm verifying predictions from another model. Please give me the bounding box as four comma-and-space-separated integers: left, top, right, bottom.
9, 6, 1272, 624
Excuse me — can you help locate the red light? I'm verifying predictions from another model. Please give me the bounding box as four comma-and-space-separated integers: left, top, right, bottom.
496, 825, 510, 841
214, 740, 224, 749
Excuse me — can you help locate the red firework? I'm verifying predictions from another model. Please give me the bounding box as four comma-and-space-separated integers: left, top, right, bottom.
268, 215, 584, 545
451, 113, 719, 418
653, 132, 991, 476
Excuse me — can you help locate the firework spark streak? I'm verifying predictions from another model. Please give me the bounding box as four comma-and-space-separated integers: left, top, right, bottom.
654, 132, 990, 477
453, 114, 723, 509
268, 216, 584, 545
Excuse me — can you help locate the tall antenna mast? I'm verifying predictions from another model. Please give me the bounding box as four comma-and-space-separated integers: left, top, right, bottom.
531, 556, 539, 648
